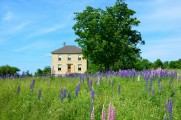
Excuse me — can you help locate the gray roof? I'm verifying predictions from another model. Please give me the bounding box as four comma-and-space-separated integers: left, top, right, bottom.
51, 45, 82, 54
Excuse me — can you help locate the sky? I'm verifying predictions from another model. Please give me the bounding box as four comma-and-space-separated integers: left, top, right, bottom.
0, 0, 181, 74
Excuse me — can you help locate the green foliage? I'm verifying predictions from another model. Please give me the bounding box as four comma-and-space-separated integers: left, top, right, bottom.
154, 59, 163, 69
0, 65, 20, 75
34, 66, 51, 76
73, 0, 145, 71
0, 74, 181, 119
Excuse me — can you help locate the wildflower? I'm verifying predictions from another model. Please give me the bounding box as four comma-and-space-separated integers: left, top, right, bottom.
166, 98, 173, 120
63, 88, 66, 98
30, 79, 35, 92
75, 83, 80, 98
91, 87, 94, 100
149, 77, 153, 91
108, 103, 116, 120
38, 90, 41, 100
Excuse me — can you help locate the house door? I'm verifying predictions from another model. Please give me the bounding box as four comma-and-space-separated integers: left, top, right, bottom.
67, 64, 71, 73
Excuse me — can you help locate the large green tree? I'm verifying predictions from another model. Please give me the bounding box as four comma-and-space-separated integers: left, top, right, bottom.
73, 0, 145, 71
0, 65, 20, 75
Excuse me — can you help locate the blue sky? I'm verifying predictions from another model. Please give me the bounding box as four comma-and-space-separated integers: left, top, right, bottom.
0, 0, 181, 74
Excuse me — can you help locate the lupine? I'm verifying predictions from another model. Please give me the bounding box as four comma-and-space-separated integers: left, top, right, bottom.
166, 98, 173, 120
149, 77, 153, 91
118, 83, 120, 94
91, 87, 94, 100
63, 88, 66, 98
108, 103, 116, 120
75, 83, 80, 98
16, 85, 20, 94
38, 90, 41, 100
102, 105, 106, 120
30, 79, 35, 92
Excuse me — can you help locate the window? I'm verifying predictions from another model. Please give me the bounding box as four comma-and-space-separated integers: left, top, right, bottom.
58, 64, 61, 71
78, 64, 81, 71
68, 55, 71, 60
58, 54, 61, 61
78, 54, 82, 60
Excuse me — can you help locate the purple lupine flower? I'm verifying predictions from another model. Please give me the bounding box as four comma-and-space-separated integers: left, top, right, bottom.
38, 90, 41, 100
63, 88, 66, 98
166, 98, 173, 120
91, 88, 94, 100
60, 88, 63, 101
16, 85, 20, 94
102, 105, 106, 120
30, 79, 35, 92
118, 83, 120, 94
80, 74, 84, 83
149, 77, 153, 91
75, 83, 80, 98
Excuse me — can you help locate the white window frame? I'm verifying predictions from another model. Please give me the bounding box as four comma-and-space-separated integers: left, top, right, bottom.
58, 64, 61, 71
68, 54, 71, 60
78, 64, 81, 71
78, 54, 82, 61
58, 54, 61, 61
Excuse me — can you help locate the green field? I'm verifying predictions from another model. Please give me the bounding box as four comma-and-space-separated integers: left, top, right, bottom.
0, 71, 181, 120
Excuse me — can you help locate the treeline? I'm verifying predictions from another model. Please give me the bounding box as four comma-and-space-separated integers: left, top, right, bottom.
0, 65, 51, 76
0, 59, 180, 76
88, 58, 181, 73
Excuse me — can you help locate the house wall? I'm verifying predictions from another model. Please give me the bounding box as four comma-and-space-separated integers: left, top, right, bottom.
51, 53, 87, 75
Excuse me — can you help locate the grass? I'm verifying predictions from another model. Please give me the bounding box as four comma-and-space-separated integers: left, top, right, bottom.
0, 72, 181, 120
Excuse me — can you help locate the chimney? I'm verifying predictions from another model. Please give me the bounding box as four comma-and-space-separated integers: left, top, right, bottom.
63, 42, 66, 47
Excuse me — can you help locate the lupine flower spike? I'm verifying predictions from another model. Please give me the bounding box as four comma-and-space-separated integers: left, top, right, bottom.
166, 98, 173, 120
38, 90, 41, 100
108, 103, 116, 120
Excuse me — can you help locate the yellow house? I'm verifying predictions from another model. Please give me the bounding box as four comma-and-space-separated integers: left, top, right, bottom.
51, 43, 87, 75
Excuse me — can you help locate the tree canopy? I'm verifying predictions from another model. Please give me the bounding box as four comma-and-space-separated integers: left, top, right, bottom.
0, 65, 20, 76
73, 0, 145, 71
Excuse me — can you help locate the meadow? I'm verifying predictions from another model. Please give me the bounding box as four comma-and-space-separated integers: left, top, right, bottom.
0, 69, 181, 120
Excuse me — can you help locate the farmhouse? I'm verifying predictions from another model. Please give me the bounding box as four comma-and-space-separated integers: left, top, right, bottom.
51, 42, 87, 75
